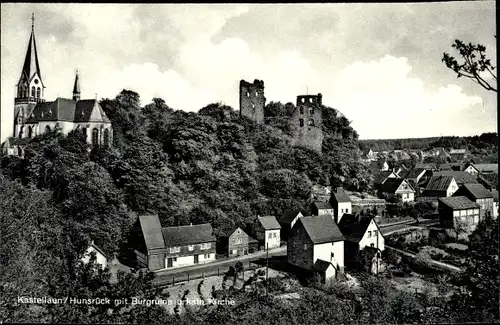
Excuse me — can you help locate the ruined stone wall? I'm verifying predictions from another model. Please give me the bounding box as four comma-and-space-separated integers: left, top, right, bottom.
290, 94, 324, 152
239, 79, 266, 124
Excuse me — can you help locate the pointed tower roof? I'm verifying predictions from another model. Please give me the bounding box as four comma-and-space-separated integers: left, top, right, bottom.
19, 13, 42, 84
73, 71, 81, 94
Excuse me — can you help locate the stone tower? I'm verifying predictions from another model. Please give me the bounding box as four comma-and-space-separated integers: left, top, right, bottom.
292, 93, 324, 152
73, 71, 81, 102
239, 79, 266, 123
14, 13, 45, 139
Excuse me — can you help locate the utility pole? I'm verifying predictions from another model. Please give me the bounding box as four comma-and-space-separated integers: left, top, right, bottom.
266, 243, 269, 298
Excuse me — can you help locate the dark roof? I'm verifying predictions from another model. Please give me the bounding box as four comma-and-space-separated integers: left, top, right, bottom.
380, 178, 414, 193
338, 214, 380, 242
298, 215, 345, 244
139, 215, 165, 251
89, 242, 107, 258
432, 171, 477, 184
473, 164, 498, 174
312, 201, 333, 210
258, 216, 281, 230
279, 210, 303, 225
227, 227, 258, 243
424, 175, 455, 191
313, 259, 333, 272
457, 183, 494, 199
73, 73, 81, 93
438, 196, 480, 210
373, 171, 397, 185
331, 189, 351, 203
25, 98, 111, 124
404, 168, 426, 180
162, 223, 215, 247
20, 29, 42, 84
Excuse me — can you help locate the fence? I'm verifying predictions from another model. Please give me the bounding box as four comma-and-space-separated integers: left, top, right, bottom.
154, 260, 261, 290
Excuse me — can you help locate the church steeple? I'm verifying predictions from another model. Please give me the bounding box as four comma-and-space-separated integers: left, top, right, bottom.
19, 13, 43, 87
73, 70, 81, 102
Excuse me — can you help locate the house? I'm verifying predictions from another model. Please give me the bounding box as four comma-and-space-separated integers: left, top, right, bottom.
349, 193, 387, 217
311, 184, 331, 202
221, 227, 259, 257
394, 164, 409, 176
278, 210, 304, 240
449, 148, 467, 161
329, 187, 352, 223
373, 170, 399, 187
360, 148, 377, 163
256, 216, 281, 249
472, 164, 498, 175
421, 175, 458, 197
492, 189, 499, 219
452, 183, 494, 219
337, 214, 385, 266
403, 168, 427, 190
431, 171, 478, 186
287, 214, 345, 282
415, 162, 437, 171
438, 196, 480, 232
371, 158, 389, 171
136, 215, 216, 271
81, 241, 107, 270
391, 150, 411, 161
463, 163, 480, 175
379, 178, 416, 202
311, 201, 334, 216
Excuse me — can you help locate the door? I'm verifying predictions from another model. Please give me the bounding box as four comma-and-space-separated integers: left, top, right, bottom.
194, 255, 199, 264
167, 258, 173, 268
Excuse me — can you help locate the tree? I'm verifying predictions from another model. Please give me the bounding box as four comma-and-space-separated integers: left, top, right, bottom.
442, 38, 497, 92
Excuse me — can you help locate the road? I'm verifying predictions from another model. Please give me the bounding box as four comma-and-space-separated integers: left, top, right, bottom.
386, 245, 463, 273
153, 245, 287, 285
381, 219, 439, 237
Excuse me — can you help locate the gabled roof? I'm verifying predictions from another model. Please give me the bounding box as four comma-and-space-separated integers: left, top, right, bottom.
432, 171, 477, 184
313, 259, 334, 272
25, 98, 111, 124
438, 196, 480, 210
298, 214, 345, 244
279, 210, 303, 225
331, 189, 351, 203
424, 175, 455, 191
19, 28, 43, 86
373, 171, 398, 185
162, 223, 215, 247
312, 201, 333, 210
380, 178, 415, 193
89, 242, 107, 258
139, 215, 165, 251
258, 216, 281, 230
455, 183, 494, 199
404, 168, 426, 180
338, 214, 381, 243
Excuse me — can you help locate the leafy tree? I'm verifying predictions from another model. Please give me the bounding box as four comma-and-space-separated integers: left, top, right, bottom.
443, 37, 497, 92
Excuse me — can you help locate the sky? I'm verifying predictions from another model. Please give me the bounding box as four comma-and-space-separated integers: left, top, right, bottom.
0, 2, 497, 143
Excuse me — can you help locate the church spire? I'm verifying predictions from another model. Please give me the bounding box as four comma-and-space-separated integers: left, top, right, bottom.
19, 13, 42, 85
73, 70, 81, 102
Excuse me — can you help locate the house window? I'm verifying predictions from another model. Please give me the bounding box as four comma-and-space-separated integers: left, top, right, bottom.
28, 126, 33, 139
201, 243, 211, 250
188, 245, 194, 251
92, 128, 99, 146
255, 91, 258, 96
309, 108, 314, 115
272, 232, 277, 238
373, 230, 378, 237
303, 244, 308, 251
169, 247, 180, 253
204, 253, 210, 259
367, 231, 372, 238
331, 252, 335, 259
370, 243, 375, 247
299, 118, 304, 127
236, 239, 242, 245
246, 92, 250, 97
173, 257, 177, 262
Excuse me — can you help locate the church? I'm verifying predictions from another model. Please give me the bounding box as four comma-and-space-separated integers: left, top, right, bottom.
2, 14, 113, 156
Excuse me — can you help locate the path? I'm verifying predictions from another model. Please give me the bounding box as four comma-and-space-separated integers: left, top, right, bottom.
386, 245, 463, 273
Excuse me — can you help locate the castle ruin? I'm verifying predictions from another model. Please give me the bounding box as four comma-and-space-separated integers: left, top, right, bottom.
239, 79, 266, 124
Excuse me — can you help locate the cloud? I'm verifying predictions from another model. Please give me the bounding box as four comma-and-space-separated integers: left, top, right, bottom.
329, 55, 487, 139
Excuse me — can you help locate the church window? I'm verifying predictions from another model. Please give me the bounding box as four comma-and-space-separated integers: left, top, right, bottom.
36, 87, 41, 99
309, 119, 315, 126
104, 129, 110, 147
28, 126, 33, 138
299, 118, 304, 127
31, 86, 36, 97
92, 128, 99, 146
45, 126, 51, 133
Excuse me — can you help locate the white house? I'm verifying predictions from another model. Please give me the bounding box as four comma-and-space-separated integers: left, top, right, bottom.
463, 163, 479, 175
330, 187, 352, 224
311, 201, 334, 216
288, 214, 345, 282
379, 178, 416, 202
81, 241, 107, 270
421, 176, 459, 197
257, 215, 281, 249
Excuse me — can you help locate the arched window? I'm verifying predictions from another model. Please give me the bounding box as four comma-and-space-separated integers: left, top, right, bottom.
31, 86, 36, 97
103, 129, 110, 147
299, 118, 304, 127
92, 128, 99, 146
45, 126, 51, 133
28, 126, 33, 138
309, 119, 315, 127
36, 87, 41, 99
309, 108, 314, 115
23, 86, 28, 98
300, 107, 304, 114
